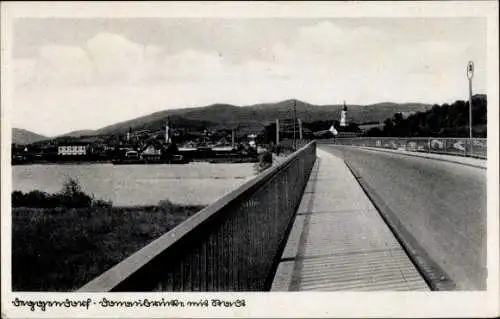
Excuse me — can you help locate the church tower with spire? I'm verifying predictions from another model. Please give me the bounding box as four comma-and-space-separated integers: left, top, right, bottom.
340, 101, 348, 127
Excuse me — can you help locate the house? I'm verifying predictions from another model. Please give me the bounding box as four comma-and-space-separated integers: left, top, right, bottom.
125, 150, 140, 159
140, 141, 164, 161
247, 134, 257, 148
57, 143, 89, 156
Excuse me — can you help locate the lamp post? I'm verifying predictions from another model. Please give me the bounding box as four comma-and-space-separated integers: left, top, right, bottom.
293, 99, 297, 150
466, 61, 474, 139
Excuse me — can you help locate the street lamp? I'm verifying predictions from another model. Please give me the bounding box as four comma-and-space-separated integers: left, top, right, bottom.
466, 61, 474, 139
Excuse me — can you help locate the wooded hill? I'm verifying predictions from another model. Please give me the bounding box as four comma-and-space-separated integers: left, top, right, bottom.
364, 94, 487, 138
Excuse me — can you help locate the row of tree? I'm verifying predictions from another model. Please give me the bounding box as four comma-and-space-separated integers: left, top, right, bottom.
364, 94, 487, 138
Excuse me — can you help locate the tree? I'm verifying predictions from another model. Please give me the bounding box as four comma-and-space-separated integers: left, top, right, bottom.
392, 113, 405, 136
61, 178, 82, 196
365, 127, 384, 137
383, 118, 394, 136
263, 123, 277, 144
60, 178, 92, 208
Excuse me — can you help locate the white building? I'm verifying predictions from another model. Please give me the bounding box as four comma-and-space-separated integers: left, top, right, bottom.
57, 144, 88, 156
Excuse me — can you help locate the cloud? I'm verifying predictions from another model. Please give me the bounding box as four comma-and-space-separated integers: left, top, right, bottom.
262, 21, 485, 103
28, 45, 92, 86
12, 21, 487, 135
15, 32, 166, 87
295, 21, 388, 54
12, 58, 36, 87
163, 50, 225, 82
14, 24, 484, 93
86, 32, 152, 84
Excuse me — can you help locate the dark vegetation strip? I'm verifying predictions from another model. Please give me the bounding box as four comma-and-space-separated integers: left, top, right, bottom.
12, 203, 204, 292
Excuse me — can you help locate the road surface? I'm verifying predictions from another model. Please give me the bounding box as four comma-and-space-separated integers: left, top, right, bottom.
321, 145, 487, 290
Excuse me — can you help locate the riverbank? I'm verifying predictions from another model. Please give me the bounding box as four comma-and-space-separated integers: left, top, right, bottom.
12, 201, 204, 291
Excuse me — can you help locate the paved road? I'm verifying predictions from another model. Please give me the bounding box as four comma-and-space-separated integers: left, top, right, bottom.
321, 145, 487, 290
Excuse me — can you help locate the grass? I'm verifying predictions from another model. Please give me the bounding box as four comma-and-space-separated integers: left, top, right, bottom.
12, 201, 204, 291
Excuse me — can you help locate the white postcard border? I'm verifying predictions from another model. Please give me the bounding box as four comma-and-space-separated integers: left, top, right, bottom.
1, 1, 499, 318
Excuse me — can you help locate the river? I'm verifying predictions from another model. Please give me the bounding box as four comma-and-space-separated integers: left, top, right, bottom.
12, 162, 257, 206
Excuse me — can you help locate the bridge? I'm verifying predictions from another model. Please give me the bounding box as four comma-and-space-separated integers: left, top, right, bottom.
78, 138, 487, 292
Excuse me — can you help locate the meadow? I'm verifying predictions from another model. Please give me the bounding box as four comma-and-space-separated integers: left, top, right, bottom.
12, 199, 204, 291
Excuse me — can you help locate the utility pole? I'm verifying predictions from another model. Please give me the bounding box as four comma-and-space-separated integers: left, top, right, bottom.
466, 61, 474, 139
165, 118, 171, 144
298, 119, 303, 140
293, 99, 297, 150
275, 119, 280, 146
231, 128, 235, 149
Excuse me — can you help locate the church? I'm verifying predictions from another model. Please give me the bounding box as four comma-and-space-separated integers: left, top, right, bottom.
328, 102, 361, 138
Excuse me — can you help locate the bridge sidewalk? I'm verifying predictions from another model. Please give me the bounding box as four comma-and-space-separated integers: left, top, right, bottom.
271, 149, 430, 291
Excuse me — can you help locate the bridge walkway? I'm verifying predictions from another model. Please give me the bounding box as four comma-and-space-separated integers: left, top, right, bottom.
271, 149, 430, 291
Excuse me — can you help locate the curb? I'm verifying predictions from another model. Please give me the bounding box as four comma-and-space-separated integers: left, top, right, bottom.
339, 146, 487, 170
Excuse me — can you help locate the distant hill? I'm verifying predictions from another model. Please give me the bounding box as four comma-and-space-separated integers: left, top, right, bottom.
36, 100, 431, 140
79, 99, 431, 137
59, 129, 96, 138
12, 128, 48, 145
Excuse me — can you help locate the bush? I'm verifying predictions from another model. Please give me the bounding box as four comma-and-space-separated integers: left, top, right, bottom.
12, 178, 111, 208
157, 199, 175, 212
259, 151, 273, 168
92, 199, 113, 208
12, 190, 26, 207
12, 190, 52, 208
253, 150, 273, 173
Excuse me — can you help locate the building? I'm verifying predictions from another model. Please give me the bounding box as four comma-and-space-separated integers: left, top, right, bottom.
316, 101, 362, 138
340, 101, 348, 127
125, 150, 140, 159
247, 134, 258, 148
140, 141, 163, 161
57, 143, 89, 156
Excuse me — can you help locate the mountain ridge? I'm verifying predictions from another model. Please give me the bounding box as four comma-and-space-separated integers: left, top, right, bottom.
14, 99, 433, 139
92, 99, 431, 137
12, 128, 49, 145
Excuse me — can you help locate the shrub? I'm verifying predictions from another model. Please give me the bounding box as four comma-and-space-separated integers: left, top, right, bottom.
157, 199, 175, 212
253, 150, 273, 173
92, 199, 113, 208
11, 178, 111, 208
12, 190, 25, 207
61, 178, 82, 197
260, 150, 273, 163
58, 178, 93, 208
17, 190, 51, 208
259, 151, 273, 168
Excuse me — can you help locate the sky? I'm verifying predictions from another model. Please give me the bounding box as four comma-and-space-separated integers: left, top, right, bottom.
10, 17, 487, 137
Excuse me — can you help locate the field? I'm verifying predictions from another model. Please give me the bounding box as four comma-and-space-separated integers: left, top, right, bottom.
12, 202, 204, 291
